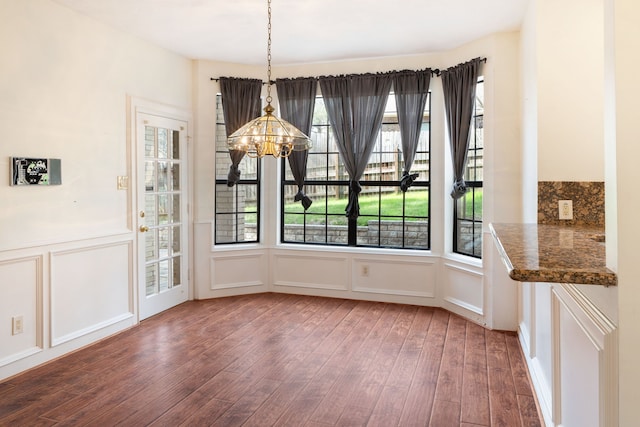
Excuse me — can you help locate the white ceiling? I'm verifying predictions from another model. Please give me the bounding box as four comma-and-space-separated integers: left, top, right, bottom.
51, 0, 530, 65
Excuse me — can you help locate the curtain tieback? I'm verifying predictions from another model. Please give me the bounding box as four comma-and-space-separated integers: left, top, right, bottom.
349, 180, 362, 195
400, 171, 419, 192
294, 187, 312, 210
227, 164, 241, 187
345, 180, 362, 220
450, 178, 467, 199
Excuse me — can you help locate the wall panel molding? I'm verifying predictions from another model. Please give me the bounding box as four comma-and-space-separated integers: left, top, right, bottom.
441, 262, 484, 321
50, 240, 134, 347
520, 282, 618, 427
211, 252, 267, 290
51, 313, 134, 348
352, 257, 436, 298
551, 284, 618, 427
271, 253, 348, 291
0, 255, 43, 366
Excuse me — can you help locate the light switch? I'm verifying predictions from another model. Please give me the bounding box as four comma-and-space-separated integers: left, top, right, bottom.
117, 176, 129, 190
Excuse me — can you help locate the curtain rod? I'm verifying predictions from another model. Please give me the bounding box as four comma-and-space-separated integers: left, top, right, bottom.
432, 57, 487, 76
209, 57, 486, 82
209, 72, 433, 83
210, 78, 271, 85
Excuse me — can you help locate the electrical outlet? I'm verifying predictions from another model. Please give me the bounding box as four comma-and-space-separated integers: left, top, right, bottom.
12, 316, 24, 335
361, 265, 369, 277
558, 200, 573, 220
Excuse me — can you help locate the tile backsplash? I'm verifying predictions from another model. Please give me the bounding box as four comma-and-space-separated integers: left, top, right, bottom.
538, 181, 605, 226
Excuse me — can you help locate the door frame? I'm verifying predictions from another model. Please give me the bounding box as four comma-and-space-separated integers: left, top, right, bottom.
128, 96, 193, 320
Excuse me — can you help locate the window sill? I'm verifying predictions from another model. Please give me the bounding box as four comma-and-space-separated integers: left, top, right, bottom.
442, 252, 483, 269
275, 242, 436, 259
209, 242, 484, 268
211, 242, 266, 252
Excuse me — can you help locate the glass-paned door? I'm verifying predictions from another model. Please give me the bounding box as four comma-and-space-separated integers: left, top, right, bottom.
137, 113, 188, 320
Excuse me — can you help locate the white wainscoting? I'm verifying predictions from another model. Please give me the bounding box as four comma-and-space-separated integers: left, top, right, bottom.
0, 234, 136, 382
531, 282, 554, 422
50, 240, 134, 346
440, 261, 484, 324
519, 282, 618, 427
270, 248, 439, 306
518, 281, 533, 356
351, 257, 436, 299
194, 224, 492, 319
552, 284, 618, 427
485, 236, 519, 330
0, 255, 43, 367
272, 252, 349, 292
210, 251, 268, 291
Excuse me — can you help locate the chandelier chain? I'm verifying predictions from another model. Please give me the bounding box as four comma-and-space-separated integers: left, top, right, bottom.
266, 0, 272, 104
225, 0, 312, 158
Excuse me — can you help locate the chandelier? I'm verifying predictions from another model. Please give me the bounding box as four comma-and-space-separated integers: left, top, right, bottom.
226, 0, 312, 158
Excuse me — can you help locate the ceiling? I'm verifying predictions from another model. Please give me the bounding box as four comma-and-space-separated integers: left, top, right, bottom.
51, 0, 530, 65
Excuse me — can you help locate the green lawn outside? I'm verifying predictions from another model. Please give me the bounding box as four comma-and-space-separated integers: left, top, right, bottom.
246, 188, 482, 226
456, 188, 483, 219
285, 191, 429, 226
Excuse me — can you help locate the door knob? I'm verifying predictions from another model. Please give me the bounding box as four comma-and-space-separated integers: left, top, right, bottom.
139, 225, 149, 233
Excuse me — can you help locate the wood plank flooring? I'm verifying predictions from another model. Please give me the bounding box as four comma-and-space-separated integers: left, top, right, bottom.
0, 293, 543, 426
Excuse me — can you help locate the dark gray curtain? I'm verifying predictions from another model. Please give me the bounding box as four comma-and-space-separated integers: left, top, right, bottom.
275, 77, 317, 210
219, 77, 262, 187
392, 69, 431, 192
441, 58, 482, 199
319, 73, 392, 219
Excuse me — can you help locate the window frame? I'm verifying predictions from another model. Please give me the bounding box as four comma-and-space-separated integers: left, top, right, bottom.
280, 93, 431, 250
213, 94, 261, 245
452, 78, 484, 258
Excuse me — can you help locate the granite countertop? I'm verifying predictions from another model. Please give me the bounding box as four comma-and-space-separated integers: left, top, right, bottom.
490, 223, 617, 287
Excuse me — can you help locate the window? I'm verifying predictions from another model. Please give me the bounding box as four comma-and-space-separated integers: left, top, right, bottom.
281, 94, 431, 249
214, 94, 260, 244
453, 79, 484, 258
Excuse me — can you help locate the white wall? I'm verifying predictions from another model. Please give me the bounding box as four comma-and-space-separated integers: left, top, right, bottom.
610, 0, 640, 424
192, 32, 523, 331
520, 0, 539, 223
451, 33, 521, 331
0, 0, 191, 380
518, 0, 640, 426
534, 0, 618, 321
535, 0, 605, 182
191, 60, 265, 224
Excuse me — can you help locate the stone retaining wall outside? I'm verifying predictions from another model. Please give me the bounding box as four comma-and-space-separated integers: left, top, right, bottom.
246, 220, 480, 254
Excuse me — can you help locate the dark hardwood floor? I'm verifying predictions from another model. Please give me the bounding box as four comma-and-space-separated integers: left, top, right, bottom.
0, 293, 542, 426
